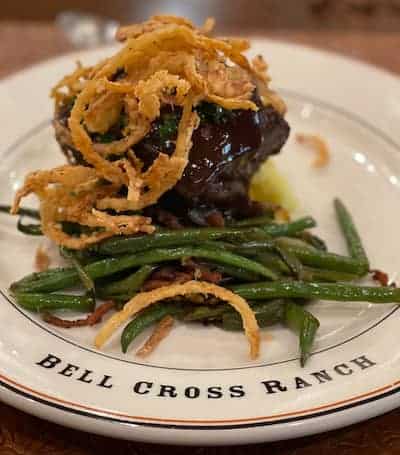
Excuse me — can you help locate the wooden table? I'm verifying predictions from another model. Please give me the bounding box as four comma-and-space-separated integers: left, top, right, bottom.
1, 1, 400, 453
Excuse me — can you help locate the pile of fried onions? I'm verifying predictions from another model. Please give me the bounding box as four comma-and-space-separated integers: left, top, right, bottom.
12, 15, 285, 249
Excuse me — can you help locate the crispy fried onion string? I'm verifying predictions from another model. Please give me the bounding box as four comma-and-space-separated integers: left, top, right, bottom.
11, 165, 98, 214
296, 133, 330, 168
94, 281, 260, 359
12, 165, 154, 249
68, 80, 127, 184
15, 16, 286, 248
116, 15, 196, 41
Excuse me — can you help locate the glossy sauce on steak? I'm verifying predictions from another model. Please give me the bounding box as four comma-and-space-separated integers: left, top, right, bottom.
176, 102, 290, 215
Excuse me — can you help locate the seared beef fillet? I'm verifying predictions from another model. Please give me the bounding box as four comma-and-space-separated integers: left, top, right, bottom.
53, 93, 289, 218
176, 102, 289, 216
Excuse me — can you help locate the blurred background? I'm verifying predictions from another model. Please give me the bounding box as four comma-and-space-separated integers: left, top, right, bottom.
0, 2, 400, 453
1, 0, 400, 78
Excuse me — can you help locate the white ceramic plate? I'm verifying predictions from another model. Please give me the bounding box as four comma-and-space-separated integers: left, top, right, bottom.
1, 39, 400, 446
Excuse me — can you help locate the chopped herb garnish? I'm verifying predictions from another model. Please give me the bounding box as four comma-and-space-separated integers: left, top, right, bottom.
94, 132, 116, 143
196, 101, 232, 124
157, 112, 180, 142
91, 113, 128, 144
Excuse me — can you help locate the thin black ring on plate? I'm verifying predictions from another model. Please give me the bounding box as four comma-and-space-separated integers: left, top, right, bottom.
1, 87, 400, 429
1, 88, 399, 371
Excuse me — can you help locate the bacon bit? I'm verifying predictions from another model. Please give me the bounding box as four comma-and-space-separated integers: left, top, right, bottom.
151, 266, 177, 281
42, 313, 88, 328
296, 133, 330, 168
156, 208, 183, 229
371, 269, 389, 287
136, 315, 175, 357
197, 268, 222, 283
274, 206, 291, 222
188, 208, 225, 227
42, 301, 115, 328
35, 245, 50, 272
141, 279, 176, 291
205, 210, 225, 227
142, 271, 193, 291
86, 301, 116, 324
183, 259, 222, 283
143, 261, 222, 291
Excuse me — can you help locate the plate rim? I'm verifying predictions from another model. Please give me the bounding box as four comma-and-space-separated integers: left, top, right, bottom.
1, 38, 400, 445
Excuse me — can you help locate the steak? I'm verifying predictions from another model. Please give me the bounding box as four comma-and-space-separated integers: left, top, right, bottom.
53, 93, 290, 218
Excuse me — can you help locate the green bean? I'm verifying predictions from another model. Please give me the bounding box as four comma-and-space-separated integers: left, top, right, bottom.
255, 253, 357, 282
9, 267, 70, 290
205, 263, 262, 281
199, 240, 237, 251
221, 299, 287, 331
276, 239, 368, 276
184, 304, 231, 321
301, 267, 357, 282
186, 299, 287, 327
284, 301, 320, 366
334, 198, 369, 268
60, 248, 95, 302
232, 239, 295, 256
11, 246, 278, 294
254, 252, 291, 274
0, 205, 40, 220
274, 244, 304, 279
97, 226, 269, 255
17, 219, 42, 236
99, 265, 156, 297
121, 302, 186, 353
0, 205, 14, 215
229, 214, 273, 227
261, 217, 316, 237
235, 239, 367, 275
12, 292, 95, 312
276, 236, 319, 249
63, 247, 103, 266
296, 231, 327, 251
231, 281, 400, 303
10, 267, 94, 294
97, 218, 316, 256
0, 204, 42, 235
105, 247, 279, 281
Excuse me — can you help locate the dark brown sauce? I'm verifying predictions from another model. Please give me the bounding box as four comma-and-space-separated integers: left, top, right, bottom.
174, 99, 290, 217
179, 106, 263, 195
